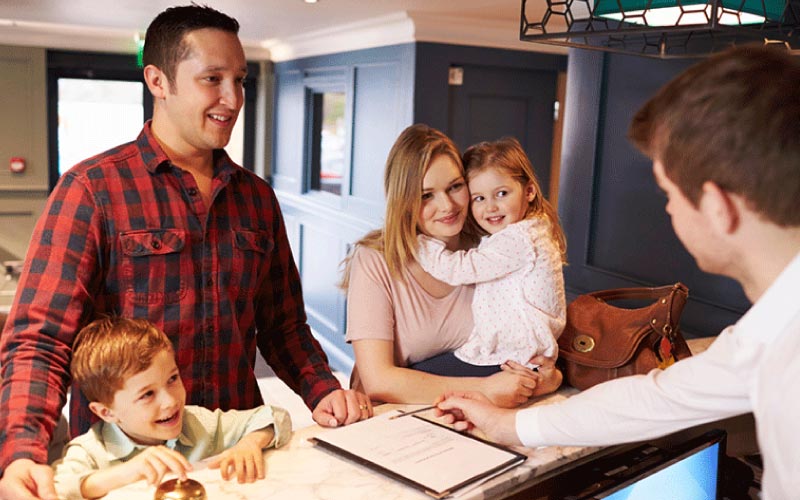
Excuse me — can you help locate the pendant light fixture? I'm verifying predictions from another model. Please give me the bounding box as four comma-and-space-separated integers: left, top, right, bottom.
520, 0, 800, 57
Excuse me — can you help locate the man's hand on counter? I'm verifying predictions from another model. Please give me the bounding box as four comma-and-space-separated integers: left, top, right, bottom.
0, 458, 58, 500
312, 389, 373, 427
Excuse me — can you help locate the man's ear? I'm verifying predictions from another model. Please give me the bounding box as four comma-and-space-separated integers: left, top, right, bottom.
700, 181, 740, 234
88, 401, 118, 423
143, 65, 168, 100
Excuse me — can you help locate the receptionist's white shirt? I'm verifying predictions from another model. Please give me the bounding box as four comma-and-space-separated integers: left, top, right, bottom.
516, 251, 800, 500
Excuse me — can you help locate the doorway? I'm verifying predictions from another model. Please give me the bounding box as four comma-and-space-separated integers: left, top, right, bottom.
448, 64, 561, 200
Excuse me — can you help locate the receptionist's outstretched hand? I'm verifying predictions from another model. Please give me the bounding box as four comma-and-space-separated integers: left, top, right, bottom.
434, 391, 521, 446
312, 389, 373, 427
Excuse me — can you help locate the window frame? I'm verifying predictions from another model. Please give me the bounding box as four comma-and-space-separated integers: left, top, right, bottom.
46, 50, 258, 191
301, 68, 352, 206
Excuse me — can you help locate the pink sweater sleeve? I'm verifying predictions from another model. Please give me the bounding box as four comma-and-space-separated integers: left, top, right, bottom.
345, 246, 396, 343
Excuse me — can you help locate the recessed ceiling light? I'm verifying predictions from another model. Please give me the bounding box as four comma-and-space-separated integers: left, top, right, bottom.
304, 0, 318, 4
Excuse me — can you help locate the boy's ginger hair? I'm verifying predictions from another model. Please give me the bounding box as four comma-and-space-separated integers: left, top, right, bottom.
71, 316, 174, 405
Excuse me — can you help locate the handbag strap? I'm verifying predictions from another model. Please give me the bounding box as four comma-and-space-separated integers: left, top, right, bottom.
588, 283, 688, 302
590, 283, 688, 340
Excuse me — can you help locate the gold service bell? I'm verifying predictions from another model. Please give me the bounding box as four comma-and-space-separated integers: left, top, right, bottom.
154, 478, 207, 500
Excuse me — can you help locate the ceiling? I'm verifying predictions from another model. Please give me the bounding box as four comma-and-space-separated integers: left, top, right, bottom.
0, 0, 559, 60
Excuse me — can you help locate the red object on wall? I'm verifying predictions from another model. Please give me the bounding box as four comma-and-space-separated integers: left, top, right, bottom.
9, 157, 26, 173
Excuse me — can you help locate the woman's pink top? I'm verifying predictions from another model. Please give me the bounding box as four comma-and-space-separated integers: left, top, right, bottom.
345, 245, 474, 367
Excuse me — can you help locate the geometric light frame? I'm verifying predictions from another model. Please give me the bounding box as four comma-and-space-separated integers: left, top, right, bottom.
520, 0, 800, 58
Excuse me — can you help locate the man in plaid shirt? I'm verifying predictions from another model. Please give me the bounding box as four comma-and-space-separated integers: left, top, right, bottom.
0, 5, 372, 499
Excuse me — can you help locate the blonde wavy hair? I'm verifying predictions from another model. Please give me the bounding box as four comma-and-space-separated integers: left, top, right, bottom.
340, 124, 466, 289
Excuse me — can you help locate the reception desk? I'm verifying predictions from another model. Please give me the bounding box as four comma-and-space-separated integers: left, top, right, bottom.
103, 338, 730, 499
103, 389, 603, 500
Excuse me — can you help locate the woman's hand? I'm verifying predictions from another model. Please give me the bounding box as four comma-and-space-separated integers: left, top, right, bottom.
312, 389, 373, 427
524, 356, 563, 397
480, 365, 539, 408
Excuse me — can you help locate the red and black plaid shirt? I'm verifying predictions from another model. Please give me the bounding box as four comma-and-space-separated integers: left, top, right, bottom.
0, 121, 340, 470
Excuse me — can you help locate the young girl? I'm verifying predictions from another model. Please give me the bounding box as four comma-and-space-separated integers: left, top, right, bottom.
416, 137, 567, 372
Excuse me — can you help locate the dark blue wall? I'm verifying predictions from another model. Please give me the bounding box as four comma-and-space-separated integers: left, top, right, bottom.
558, 49, 750, 338
272, 44, 415, 371
413, 43, 566, 131
414, 44, 566, 198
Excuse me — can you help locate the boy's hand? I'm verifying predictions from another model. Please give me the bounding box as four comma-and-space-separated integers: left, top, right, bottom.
80, 445, 191, 498
434, 391, 522, 446
206, 429, 272, 483
124, 446, 191, 486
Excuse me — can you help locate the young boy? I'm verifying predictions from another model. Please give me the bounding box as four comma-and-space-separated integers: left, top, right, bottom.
52, 317, 291, 500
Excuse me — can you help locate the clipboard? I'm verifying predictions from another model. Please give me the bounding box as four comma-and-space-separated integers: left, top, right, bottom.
308, 410, 526, 499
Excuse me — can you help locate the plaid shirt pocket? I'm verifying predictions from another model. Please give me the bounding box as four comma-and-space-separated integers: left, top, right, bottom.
230, 230, 274, 297
119, 229, 190, 305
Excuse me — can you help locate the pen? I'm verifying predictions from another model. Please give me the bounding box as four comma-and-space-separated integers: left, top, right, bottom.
388, 405, 437, 420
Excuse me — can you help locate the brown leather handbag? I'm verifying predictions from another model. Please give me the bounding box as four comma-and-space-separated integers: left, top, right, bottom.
558, 283, 692, 390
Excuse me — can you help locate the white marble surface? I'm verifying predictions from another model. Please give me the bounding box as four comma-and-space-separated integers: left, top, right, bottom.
100, 339, 718, 499
102, 390, 600, 500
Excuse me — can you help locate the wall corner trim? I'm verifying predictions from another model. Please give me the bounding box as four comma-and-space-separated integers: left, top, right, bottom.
0, 18, 271, 60
263, 11, 566, 62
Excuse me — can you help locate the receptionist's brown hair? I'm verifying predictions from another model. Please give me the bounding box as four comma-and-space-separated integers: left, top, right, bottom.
628, 45, 800, 227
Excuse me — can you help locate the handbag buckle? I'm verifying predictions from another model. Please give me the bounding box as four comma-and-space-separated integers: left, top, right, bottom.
573, 334, 596, 353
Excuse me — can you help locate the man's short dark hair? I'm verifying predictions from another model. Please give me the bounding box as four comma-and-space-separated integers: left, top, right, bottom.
629, 46, 800, 227
142, 3, 240, 86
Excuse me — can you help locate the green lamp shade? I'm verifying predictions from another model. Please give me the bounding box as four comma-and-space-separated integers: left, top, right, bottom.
593, 0, 785, 25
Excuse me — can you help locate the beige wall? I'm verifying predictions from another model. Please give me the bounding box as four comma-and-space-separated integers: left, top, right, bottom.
0, 45, 48, 261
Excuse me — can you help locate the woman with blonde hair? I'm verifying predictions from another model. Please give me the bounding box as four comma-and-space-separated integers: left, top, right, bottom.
415, 137, 567, 373
341, 124, 560, 407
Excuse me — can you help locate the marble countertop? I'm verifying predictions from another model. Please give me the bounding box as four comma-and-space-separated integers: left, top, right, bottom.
100, 338, 718, 499
103, 389, 600, 500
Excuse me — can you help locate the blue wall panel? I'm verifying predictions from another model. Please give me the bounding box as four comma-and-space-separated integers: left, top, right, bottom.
350, 63, 403, 208
272, 44, 415, 371
272, 69, 304, 193
559, 49, 749, 338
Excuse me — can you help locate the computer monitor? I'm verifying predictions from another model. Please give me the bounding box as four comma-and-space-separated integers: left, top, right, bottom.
551, 429, 726, 500
599, 431, 723, 499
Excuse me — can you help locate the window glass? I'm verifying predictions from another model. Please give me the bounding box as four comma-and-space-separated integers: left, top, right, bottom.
227, 94, 246, 166
311, 91, 346, 195
57, 78, 143, 175
57, 79, 246, 175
